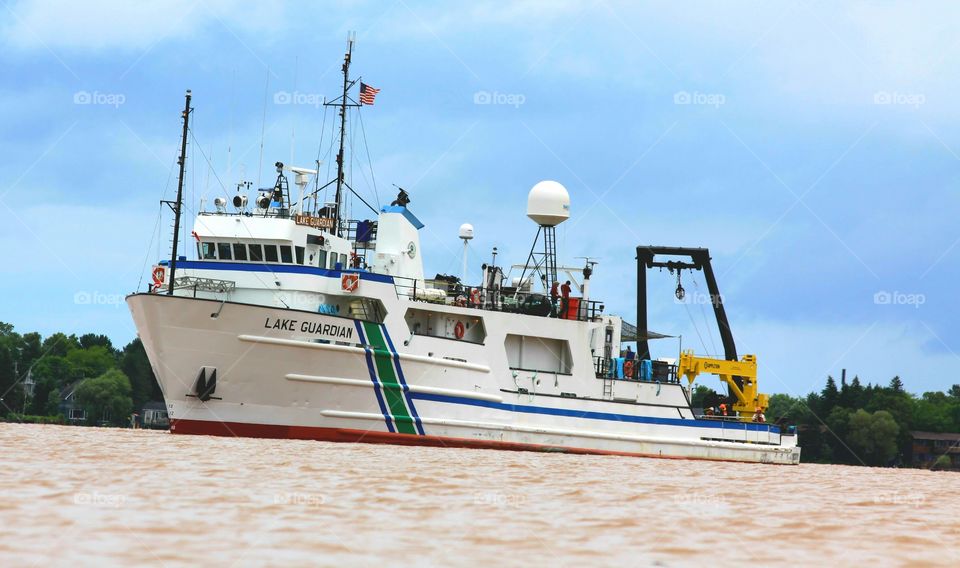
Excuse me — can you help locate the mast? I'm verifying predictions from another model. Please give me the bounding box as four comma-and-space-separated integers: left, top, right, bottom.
167, 89, 192, 295
332, 35, 353, 237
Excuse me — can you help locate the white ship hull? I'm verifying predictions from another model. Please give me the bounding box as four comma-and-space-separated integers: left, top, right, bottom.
128, 293, 800, 465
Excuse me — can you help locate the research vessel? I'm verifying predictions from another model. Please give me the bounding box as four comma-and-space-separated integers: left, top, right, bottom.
127, 40, 801, 465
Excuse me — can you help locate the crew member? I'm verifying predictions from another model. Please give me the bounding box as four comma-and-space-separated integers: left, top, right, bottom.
550, 281, 560, 317
719, 403, 728, 416
560, 280, 571, 319
753, 408, 766, 423
625, 345, 635, 361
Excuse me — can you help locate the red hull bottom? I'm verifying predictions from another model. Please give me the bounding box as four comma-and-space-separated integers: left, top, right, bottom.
169, 418, 762, 464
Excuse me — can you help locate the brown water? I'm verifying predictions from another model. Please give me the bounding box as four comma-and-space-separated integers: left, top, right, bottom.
1, 424, 957, 567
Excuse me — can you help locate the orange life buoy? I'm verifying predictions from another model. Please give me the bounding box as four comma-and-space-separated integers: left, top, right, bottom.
623, 359, 635, 379
454, 321, 465, 339
470, 288, 481, 306
151, 265, 165, 288
341, 273, 359, 292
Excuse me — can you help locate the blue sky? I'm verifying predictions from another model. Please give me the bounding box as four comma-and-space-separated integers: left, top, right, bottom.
1, 0, 958, 395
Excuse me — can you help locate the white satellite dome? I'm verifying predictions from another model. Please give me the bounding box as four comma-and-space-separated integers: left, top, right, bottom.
459, 223, 474, 240
526, 180, 570, 226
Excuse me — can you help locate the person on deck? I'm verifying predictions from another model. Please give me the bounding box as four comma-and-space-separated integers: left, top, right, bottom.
550, 281, 560, 317
625, 346, 635, 361
560, 280, 571, 318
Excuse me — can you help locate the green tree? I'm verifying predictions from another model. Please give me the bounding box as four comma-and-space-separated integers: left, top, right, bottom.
821, 376, 840, 414
74, 369, 133, 426
40, 333, 80, 358
119, 338, 162, 409
846, 409, 900, 466
66, 346, 116, 379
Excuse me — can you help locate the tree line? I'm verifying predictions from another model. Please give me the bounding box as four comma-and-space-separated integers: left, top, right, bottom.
0, 322, 160, 426
695, 374, 960, 466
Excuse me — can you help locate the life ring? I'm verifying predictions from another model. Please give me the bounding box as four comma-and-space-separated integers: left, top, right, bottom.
151, 265, 165, 288
341, 273, 359, 292
454, 321, 465, 339
623, 359, 635, 379
470, 288, 481, 306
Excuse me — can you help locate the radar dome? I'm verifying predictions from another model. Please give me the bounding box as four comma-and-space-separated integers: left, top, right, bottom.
459, 223, 474, 240
526, 180, 570, 226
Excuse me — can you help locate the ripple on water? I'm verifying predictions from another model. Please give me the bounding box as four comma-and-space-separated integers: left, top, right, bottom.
2, 423, 959, 566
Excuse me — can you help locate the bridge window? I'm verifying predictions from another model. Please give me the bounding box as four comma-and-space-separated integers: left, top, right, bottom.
248, 243, 263, 262
280, 246, 293, 263
233, 243, 248, 261
504, 334, 572, 374
201, 242, 216, 259
264, 245, 278, 262
217, 243, 232, 261
295, 246, 305, 265
329, 254, 338, 270
317, 250, 327, 268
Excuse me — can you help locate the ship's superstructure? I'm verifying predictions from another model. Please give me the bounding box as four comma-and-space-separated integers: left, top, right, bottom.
127, 40, 800, 465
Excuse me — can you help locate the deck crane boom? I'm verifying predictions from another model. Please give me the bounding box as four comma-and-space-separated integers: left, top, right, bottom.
676, 351, 768, 419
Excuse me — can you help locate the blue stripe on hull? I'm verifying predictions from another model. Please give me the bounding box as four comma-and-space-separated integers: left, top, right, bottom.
409, 392, 780, 433
354, 320, 395, 433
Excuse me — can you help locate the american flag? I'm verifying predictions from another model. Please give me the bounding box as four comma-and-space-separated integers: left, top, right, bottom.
359, 82, 380, 105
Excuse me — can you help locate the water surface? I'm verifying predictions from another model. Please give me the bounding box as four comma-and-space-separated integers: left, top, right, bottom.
1, 424, 957, 566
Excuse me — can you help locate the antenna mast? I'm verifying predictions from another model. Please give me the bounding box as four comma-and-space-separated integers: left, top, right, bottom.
167, 89, 192, 295
332, 33, 356, 237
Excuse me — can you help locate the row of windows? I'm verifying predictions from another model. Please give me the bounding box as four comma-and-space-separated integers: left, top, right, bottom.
198, 242, 349, 270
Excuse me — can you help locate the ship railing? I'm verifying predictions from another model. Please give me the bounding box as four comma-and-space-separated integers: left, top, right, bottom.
171, 276, 236, 297
392, 277, 605, 322
594, 355, 679, 383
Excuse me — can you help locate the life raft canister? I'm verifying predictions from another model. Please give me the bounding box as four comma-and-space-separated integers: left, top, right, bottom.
341, 273, 359, 292
454, 320, 465, 339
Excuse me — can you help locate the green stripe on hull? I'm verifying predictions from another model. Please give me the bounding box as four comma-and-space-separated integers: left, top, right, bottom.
363, 321, 417, 435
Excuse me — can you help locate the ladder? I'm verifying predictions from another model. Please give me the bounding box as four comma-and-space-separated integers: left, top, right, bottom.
543, 225, 558, 291
602, 378, 614, 400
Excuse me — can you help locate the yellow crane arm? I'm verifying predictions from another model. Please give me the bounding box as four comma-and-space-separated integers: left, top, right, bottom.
677, 350, 768, 419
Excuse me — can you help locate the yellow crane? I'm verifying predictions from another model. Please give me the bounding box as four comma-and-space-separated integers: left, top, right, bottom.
677, 350, 768, 420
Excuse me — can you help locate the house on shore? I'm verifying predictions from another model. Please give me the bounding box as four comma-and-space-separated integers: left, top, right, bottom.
910, 431, 960, 470
141, 401, 169, 429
